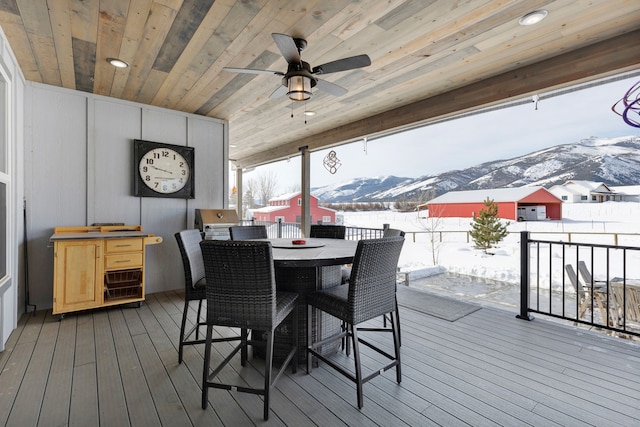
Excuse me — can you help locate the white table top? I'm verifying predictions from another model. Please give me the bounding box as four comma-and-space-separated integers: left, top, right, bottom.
269, 238, 358, 268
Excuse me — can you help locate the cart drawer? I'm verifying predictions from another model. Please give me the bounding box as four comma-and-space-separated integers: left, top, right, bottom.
105, 253, 143, 269
106, 238, 143, 253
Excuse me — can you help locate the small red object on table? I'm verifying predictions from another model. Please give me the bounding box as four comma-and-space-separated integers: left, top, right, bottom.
291, 239, 306, 245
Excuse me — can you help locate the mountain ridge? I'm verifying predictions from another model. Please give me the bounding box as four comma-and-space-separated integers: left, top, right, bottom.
311, 136, 640, 203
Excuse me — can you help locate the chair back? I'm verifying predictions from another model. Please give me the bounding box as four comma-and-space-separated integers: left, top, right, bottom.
383, 228, 405, 238
309, 224, 346, 239
347, 236, 404, 324
229, 225, 268, 240
577, 261, 594, 285
175, 229, 205, 289
200, 240, 277, 329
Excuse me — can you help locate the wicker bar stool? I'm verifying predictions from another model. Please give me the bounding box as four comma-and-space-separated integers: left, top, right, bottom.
174, 230, 208, 364
200, 240, 298, 421
382, 228, 405, 345
306, 236, 404, 409
309, 224, 346, 239
228, 224, 268, 240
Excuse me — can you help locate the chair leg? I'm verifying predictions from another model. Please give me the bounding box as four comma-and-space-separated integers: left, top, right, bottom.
306, 305, 313, 374
390, 311, 402, 384
263, 331, 274, 421
395, 298, 402, 347
291, 306, 298, 374
350, 324, 364, 409
195, 299, 203, 339
201, 325, 213, 409
179, 299, 189, 364
241, 328, 248, 366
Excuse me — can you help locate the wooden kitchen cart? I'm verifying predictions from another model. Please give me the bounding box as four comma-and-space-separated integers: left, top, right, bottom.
50, 225, 162, 317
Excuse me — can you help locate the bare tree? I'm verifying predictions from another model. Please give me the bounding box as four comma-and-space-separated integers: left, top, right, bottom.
243, 178, 257, 209
419, 204, 445, 265
256, 170, 278, 206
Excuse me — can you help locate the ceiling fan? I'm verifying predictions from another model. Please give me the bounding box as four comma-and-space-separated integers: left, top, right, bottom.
223, 33, 371, 101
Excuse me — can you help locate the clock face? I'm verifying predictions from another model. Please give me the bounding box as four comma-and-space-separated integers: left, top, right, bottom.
139, 148, 190, 194
133, 140, 195, 198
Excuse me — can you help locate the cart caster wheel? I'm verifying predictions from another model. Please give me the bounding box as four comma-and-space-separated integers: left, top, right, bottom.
58, 314, 65, 321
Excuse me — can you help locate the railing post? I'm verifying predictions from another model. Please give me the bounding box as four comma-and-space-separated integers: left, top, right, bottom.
517, 231, 534, 320
277, 218, 282, 238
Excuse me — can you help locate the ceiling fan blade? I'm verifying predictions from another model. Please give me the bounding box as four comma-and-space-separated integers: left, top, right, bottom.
315, 79, 348, 97
272, 33, 301, 64
269, 85, 288, 99
312, 54, 371, 74
223, 67, 284, 76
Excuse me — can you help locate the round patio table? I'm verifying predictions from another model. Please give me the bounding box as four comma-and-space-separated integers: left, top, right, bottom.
267, 238, 358, 361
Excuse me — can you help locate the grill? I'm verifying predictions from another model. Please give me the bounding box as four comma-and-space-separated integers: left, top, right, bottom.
194, 209, 239, 240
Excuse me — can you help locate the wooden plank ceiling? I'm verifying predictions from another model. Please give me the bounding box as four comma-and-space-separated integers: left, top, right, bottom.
0, 0, 639, 168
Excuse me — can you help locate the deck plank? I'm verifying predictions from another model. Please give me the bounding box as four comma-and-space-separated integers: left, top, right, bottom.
39, 312, 76, 426
1, 290, 639, 426
5, 311, 57, 426
69, 312, 98, 426
108, 309, 161, 426
0, 312, 45, 426
94, 310, 130, 426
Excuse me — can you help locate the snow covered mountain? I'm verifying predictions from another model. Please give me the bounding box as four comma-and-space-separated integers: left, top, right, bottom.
312, 136, 640, 203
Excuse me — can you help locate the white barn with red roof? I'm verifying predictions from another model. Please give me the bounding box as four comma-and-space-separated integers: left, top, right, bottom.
420, 187, 562, 220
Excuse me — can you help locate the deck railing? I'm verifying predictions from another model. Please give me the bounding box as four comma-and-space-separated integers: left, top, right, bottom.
518, 231, 640, 337
239, 219, 384, 240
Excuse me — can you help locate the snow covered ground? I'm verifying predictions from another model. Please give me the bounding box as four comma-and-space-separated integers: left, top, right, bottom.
341, 202, 640, 286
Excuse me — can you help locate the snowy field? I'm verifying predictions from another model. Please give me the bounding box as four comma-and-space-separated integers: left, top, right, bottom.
341, 202, 640, 286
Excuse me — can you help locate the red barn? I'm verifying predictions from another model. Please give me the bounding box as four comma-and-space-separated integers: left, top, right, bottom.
252, 192, 337, 224
420, 187, 562, 220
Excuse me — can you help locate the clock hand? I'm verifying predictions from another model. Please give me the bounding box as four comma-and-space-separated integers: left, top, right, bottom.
151, 165, 173, 174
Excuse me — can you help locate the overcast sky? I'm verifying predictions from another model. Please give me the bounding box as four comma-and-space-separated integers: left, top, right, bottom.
241, 72, 640, 192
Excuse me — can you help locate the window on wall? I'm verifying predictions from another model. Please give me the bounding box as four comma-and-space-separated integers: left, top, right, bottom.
0, 73, 7, 281
0, 183, 5, 278
0, 80, 4, 174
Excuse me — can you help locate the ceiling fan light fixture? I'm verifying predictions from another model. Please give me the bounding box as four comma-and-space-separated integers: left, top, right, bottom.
107, 58, 129, 68
287, 75, 312, 101
519, 10, 548, 26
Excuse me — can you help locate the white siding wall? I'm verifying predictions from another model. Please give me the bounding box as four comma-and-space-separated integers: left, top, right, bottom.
24, 83, 227, 310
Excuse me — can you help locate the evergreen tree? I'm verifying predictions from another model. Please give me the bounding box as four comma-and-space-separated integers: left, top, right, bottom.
469, 198, 509, 252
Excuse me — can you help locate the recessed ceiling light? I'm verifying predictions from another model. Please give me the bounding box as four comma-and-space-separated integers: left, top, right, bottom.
304, 111, 316, 116
107, 58, 129, 68
519, 10, 548, 26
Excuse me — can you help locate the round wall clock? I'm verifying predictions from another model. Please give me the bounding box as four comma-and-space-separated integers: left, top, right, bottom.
133, 139, 195, 198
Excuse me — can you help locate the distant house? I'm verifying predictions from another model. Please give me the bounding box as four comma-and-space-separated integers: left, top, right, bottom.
548, 180, 622, 203
419, 187, 562, 220
251, 192, 337, 224
609, 185, 640, 202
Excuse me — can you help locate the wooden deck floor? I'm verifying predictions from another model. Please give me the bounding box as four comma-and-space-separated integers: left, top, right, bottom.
1, 290, 639, 426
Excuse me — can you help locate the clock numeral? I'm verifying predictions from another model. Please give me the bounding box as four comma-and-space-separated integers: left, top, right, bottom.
142, 166, 148, 173
145, 158, 154, 165
181, 170, 186, 176
145, 175, 151, 181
